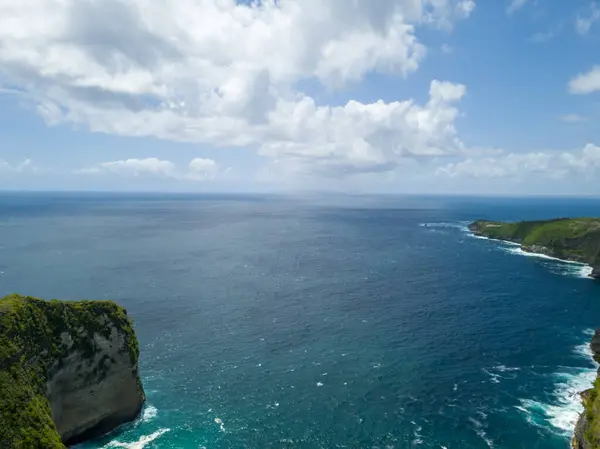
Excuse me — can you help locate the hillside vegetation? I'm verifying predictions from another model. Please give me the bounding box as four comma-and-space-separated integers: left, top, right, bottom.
469, 218, 600, 278
0, 294, 144, 448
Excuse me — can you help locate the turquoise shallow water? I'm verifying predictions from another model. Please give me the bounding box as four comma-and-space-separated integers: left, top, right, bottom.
1, 193, 600, 448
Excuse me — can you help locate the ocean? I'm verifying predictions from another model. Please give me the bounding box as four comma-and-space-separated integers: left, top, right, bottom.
1, 192, 600, 449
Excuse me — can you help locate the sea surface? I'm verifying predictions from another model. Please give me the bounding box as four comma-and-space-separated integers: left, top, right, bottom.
1, 193, 600, 449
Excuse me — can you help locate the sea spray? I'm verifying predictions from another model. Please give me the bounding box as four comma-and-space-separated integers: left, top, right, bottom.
517, 331, 599, 435
102, 429, 170, 449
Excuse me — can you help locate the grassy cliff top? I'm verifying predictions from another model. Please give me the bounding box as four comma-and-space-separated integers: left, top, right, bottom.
470, 217, 600, 244
0, 294, 139, 448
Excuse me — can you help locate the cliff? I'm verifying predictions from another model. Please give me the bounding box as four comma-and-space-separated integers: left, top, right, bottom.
0, 294, 145, 448
573, 330, 600, 448
468, 218, 600, 279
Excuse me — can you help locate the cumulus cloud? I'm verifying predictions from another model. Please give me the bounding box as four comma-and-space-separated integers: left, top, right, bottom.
185, 158, 218, 181
76, 157, 219, 181
437, 144, 600, 179
569, 66, 600, 94
0, 0, 474, 179
259, 80, 467, 177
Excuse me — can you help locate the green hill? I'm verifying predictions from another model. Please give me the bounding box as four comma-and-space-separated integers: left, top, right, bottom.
468, 218, 600, 278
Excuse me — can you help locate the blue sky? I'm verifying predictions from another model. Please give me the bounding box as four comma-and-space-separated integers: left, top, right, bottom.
1, 0, 600, 194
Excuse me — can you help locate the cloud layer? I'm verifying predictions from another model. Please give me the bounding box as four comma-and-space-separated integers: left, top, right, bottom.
438, 144, 600, 179
3, 0, 598, 193
76, 157, 219, 181
0, 0, 475, 179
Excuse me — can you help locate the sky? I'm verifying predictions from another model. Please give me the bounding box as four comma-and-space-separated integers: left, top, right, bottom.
1, 0, 600, 195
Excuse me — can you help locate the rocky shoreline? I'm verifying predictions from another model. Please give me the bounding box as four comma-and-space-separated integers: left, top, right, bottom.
572, 330, 600, 449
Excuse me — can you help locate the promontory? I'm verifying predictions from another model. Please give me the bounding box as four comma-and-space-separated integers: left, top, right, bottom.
0, 294, 145, 448
469, 218, 600, 279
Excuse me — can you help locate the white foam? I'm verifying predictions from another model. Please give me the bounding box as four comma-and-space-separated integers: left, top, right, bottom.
476, 429, 494, 448
469, 416, 494, 448
574, 342, 594, 359
499, 245, 594, 279
503, 246, 572, 263
482, 368, 501, 384
215, 417, 226, 432
420, 222, 468, 229
411, 421, 424, 445
465, 229, 520, 245
578, 265, 594, 279
494, 365, 520, 373
517, 332, 599, 436
102, 429, 170, 449
141, 405, 157, 423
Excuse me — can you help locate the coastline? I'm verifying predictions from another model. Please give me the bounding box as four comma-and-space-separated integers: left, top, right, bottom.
572, 329, 600, 449
467, 226, 598, 445
468, 228, 596, 279
466, 223, 599, 446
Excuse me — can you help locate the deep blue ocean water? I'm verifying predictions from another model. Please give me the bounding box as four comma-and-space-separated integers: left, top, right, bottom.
1, 193, 600, 449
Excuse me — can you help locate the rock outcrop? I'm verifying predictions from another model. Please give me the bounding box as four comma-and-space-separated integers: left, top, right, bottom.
468, 218, 600, 279
0, 294, 145, 448
573, 330, 600, 449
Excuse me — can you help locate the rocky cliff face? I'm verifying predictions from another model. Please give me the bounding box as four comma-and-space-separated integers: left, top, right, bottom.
572, 330, 600, 449
0, 294, 145, 448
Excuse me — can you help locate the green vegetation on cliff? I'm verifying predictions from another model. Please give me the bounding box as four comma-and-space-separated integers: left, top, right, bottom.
0, 294, 141, 448
581, 379, 600, 448
469, 218, 600, 278
573, 331, 600, 449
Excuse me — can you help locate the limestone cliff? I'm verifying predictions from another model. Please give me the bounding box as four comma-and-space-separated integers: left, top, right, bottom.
0, 294, 145, 448
573, 330, 600, 449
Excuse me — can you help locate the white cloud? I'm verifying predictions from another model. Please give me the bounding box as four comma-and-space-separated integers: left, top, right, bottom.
506, 0, 528, 15
576, 3, 600, 35
437, 144, 600, 179
258, 80, 467, 177
0, 0, 474, 179
437, 152, 552, 178
77, 158, 176, 177
456, 1, 476, 18
568, 66, 600, 94
560, 143, 600, 173
76, 157, 219, 181
0, 158, 41, 175
560, 113, 588, 123
186, 158, 218, 181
